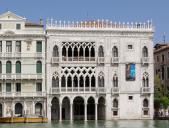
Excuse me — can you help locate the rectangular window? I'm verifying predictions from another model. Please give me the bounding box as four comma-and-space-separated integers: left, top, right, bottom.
0, 83, 2, 92
36, 83, 42, 92
167, 67, 169, 79
15, 41, 21, 52
36, 41, 42, 52
0, 24, 1, 29
162, 54, 165, 62
16, 24, 21, 30
128, 96, 133, 100
162, 66, 165, 80
16, 83, 21, 92
0, 41, 2, 52
6, 41, 12, 52
128, 45, 133, 49
157, 56, 159, 62
6, 83, 11, 92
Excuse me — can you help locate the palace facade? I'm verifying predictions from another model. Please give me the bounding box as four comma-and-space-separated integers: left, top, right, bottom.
0, 11, 46, 118
0, 11, 154, 121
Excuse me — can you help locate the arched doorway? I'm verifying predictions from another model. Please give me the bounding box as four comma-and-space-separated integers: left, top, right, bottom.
35, 103, 42, 116
73, 96, 84, 120
62, 97, 70, 120
87, 97, 95, 120
0, 103, 2, 117
51, 97, 60, 120
98, 97, 105, 120
15, 103, 23, 117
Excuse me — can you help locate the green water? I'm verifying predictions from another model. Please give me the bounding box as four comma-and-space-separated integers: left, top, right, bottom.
0, 120, 168, 128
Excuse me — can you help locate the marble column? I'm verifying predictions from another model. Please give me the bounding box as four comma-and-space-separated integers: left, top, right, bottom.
95, 103, 98, 121
84, 102, 87, 121
59, 103, 62, 121
70, 103, 73, 121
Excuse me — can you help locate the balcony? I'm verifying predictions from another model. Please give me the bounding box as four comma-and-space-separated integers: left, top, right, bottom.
61, 57, 96, 63
51, 57, 59, 64
0, 74, 43, 80
0, 53, 44, 59
0, 92, 46, 97
141, 87, 151, 94
111, 57, 119, 64
97, 57, 105, 64
141, 57, 149, 64
50, 87, 104, 94
111, 87, 119, 95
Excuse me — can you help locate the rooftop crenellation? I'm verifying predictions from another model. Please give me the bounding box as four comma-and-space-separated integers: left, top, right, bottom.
46, 19, 154, 30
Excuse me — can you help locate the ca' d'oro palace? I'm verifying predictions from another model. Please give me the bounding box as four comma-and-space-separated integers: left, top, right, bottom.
0, 11, 154, 121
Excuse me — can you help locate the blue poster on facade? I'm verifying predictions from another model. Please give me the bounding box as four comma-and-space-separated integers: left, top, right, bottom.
126, 63, 135, 81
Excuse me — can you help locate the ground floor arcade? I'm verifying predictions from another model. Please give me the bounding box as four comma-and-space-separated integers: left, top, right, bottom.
49, 95, 106, 121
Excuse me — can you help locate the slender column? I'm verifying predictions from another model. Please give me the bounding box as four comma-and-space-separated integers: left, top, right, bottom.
70, 103, 73, 121
66, 77, 67, 92
95, 103, 98, 121
84, 102, 87, 121
32, 101, 35, 115
78, 77, 79, 92
84, 77, 85, 92
24, 101, 27, 116
89, 77, 91, 92
59, 78, 61, 93
12, 101, 14, 117
59, 103, 62, 121
3, 101, 6, 117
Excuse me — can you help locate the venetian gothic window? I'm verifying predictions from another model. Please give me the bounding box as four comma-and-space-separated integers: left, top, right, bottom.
98, 72, 104, 87
113, 74, 118, 87
98, 45, 104, 57
143, 98, 149, 108
6, 61, 12, 73
53, 45, 59, 57
142, 46, 148, 57
52, 72, 59, 88
113, 99, 118, 108
142, 72, 149, 87
112, 46, 118, 57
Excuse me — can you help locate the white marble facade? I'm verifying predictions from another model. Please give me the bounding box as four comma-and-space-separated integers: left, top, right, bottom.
0, 11, 154, 121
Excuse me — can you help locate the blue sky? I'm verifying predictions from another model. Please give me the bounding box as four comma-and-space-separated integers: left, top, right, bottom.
0, 0, 168, 44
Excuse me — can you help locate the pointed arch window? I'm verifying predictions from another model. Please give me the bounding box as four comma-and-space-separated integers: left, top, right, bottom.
142, 72, 149, 87
112, 46, 118, 57
53, 45, 59, 57
98, 72, 104, 87
98, 46, 104, 57
143, 99, 149, 108
113, 99, 118, 108
142, 46, 148, 57
61, 76, 66, 87
113, 74, 118, 87
52, 72, 59, 88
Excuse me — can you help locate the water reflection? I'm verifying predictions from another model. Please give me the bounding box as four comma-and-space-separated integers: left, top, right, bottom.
0, 120, 169, 128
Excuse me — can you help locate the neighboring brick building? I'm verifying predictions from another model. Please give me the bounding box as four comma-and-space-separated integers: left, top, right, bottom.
154, 43, 169, 93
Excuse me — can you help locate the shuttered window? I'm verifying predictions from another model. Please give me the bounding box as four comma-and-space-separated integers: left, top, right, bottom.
36, 41, 42, 52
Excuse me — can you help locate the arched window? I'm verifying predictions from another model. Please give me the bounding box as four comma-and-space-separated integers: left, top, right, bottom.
98, 46, 104, 57
36, 61, 42, 73
91, 46, 95, 57
79, 46, 83, 57
6, 61, 12, 73
74, 46, 78, 58
142, 46, 148, 57
143, 72, 149, 87
61, 76, 66, 87
67, 76, 72, 87
113, 99, 118, 108
143, 99, 148, 108
85, 47, 89, 57
52, 72, 59, 88
79, 76, 84, 87
98, 72, 104, 87
62, 46, 66, 57
113, 74, 118, 87
91, 76, 95, 87
112, 46, 118, 57
53, 45, 59, 57
35, 103, 42, 116
16, 61, 21, 73
0, 61, 2, 74
73, 76, 78, 87
68, 46, 72, 57
85, 75, 90, 87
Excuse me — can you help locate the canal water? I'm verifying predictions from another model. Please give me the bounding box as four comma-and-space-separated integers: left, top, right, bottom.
0, 120, 169, 128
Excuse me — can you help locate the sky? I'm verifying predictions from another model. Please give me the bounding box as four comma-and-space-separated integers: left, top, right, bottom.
0, 0, 168, 44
